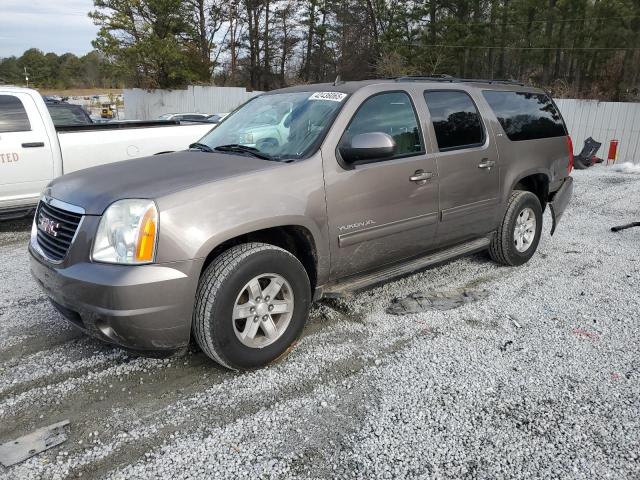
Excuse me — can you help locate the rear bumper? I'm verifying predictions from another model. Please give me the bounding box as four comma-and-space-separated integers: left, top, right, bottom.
549, 176, 573, 235
29, 248, 203, 351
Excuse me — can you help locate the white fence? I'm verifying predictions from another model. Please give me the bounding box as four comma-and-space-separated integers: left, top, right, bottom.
555, 99, 640, 164
124, 85, 263, 120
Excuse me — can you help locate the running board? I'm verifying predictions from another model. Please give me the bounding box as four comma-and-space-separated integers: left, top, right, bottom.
321, 236, 492, 298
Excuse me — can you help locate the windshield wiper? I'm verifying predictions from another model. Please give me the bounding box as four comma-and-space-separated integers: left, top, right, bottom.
188, 142, 214, 152
214, 144, 274, 161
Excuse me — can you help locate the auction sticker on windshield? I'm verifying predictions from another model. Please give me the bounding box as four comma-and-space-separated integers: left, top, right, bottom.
309, 92, 347, 102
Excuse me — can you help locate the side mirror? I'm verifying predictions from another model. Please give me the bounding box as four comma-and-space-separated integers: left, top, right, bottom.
339, 132, 396, 163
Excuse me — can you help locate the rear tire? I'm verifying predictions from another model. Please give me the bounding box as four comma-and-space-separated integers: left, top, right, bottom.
489, 191, 543, 266
193, 242, 311, 370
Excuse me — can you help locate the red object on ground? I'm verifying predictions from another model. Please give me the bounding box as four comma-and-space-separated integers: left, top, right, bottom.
607, 139, 619, 165
573, 328, 600, 340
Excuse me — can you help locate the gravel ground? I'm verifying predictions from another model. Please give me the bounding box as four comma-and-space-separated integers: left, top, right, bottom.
1, 165, 639, 479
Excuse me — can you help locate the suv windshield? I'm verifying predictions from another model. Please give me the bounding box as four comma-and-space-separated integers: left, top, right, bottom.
197, 92, 347, 160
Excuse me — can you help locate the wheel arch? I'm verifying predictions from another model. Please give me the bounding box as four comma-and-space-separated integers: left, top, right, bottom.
199, 224, 320, 292
509, 171, 550, 211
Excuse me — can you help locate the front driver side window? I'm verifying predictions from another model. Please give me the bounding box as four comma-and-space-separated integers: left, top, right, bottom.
342, 91, 424, 160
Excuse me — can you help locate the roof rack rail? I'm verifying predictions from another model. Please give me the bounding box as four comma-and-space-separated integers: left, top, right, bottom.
393, 75, 526, 86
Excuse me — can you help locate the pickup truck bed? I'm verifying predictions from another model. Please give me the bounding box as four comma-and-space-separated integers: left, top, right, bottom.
0, 87, 214, 219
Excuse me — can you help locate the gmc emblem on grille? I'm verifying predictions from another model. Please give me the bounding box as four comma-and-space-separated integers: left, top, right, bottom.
38, 213, 59, 237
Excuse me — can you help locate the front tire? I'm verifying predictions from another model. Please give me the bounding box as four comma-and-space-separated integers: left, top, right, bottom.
489, 191, 543, 266
193, 243, 311, 370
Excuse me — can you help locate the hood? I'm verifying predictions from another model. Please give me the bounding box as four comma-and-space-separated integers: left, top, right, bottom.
45, 151, 280, 215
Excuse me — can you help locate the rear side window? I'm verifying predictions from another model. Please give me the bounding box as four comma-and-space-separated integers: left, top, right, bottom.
47, 104, 92, 126
0, 95, 31, 133
343, 91, 424, 159
424, 90, 484, 151
482, 91, 566, 141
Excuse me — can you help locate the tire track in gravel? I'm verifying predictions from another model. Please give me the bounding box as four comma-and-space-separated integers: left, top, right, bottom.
108, 371, 380, 480
0, 339, 128, 398
3, 310, 430, 479
0, 296, 49, 317
92, 324, 442, 480
0, 300, 364, 425
0, 308, 356, 448
0, 326, 83, 363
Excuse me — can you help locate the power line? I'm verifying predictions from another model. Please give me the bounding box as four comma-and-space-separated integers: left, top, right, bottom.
338, 15, 640, 32
339, 15, 640, 30
415, 14, 640, 28
399, 43, 640, 51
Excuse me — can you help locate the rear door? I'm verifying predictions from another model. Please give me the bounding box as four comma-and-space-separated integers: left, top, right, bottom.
0, 93, 55, 204
323, 89, 439, 279
422, 89, 500, 245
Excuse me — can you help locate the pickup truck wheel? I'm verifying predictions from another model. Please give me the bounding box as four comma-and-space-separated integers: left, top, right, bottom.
489, 190, 543, 266
193, 242, 311, 370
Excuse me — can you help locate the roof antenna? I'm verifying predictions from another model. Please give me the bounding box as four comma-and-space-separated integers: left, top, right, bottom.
333, 75, 343, 86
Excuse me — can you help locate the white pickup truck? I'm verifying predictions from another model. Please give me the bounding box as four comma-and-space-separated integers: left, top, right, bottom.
0, 86, 215, 219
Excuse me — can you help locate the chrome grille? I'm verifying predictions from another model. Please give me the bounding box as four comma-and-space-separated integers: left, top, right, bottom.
36, 201, 82, 262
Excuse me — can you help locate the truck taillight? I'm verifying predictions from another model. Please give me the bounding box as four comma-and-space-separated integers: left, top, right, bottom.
567, 136, 574, 174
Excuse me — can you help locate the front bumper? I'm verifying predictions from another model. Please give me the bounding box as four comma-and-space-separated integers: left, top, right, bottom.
549, 176, 574, 235
29, 246, 203, 351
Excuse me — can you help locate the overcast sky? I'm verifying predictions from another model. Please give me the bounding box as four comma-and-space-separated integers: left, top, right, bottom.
1, 0, 99, 58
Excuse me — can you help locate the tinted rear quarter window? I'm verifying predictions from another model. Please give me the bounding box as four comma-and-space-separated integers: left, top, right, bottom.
424, 90, 484, 151
0, 95, 31, 133
482, 91, 566, 141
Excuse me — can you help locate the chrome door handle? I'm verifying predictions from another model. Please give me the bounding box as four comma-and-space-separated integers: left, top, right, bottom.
410, 170, 433, 184
478, 158, 496, 169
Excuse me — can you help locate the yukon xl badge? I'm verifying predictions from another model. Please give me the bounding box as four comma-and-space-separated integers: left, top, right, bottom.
38, 213, 59, 237
338, 220, 376, 232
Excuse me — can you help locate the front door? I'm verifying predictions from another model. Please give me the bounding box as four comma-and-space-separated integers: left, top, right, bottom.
323, 90, 439, 280
0, 93, 54, 205
422, 89, 500, 245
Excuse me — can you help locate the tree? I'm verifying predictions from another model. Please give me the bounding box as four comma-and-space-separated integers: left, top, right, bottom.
90, 0, 208, 88
0, 57, 21, 85
185, 0, 226, 79
273, 1, 300, 85
0, 49, 123, 89
17, 49, 50, 87
4, 0, 639, 100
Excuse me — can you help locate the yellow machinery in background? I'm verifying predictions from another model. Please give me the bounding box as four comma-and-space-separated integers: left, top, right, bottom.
101, 103, 115, 119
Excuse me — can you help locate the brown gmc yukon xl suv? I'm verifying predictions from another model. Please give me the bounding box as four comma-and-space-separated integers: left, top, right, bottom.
29, 77, 574, 370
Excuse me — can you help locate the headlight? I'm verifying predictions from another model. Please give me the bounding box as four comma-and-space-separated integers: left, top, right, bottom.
92, 199, 158, 264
